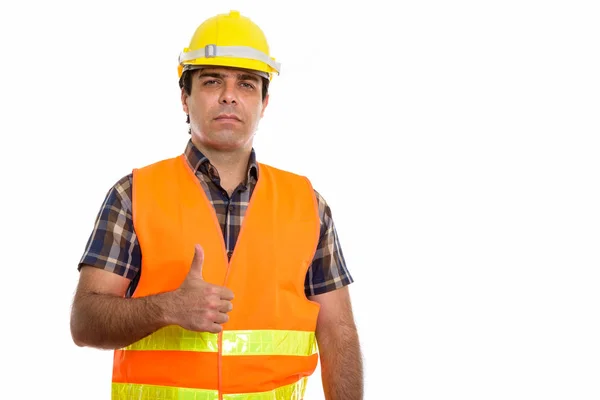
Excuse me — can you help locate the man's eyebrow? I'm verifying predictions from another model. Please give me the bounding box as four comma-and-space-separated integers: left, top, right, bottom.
238, 73, 260, 83
197, 71, 260, 83
197, 72, 224, 79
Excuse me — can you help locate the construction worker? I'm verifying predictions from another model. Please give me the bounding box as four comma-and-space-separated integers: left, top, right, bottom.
70, 10, 363, 400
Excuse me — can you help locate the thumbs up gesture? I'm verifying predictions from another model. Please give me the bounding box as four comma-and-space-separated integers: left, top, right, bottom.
166, 244, 234, 333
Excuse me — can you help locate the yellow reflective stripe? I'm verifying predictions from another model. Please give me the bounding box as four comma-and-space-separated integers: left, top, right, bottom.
123, 325, 218, 352
112, 377, 307, 400
123, 327, 317, 356
112, 382, 218, 400
223, 377, 306, 399
222, 330, 317, 356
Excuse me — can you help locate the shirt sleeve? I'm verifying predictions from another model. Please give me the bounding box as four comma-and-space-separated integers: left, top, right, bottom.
304, 189, 354, 296
78, 173, 141, 280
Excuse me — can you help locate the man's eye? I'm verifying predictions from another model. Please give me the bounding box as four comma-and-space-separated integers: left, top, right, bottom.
203, 80, 218, 85
241, 82, 254, 89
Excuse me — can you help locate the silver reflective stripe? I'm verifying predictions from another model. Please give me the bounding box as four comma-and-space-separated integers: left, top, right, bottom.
179, 44, 281, 73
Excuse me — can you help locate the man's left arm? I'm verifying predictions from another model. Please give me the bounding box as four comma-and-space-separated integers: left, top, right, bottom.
310, 286, 363, 400
306, 189, 363, 399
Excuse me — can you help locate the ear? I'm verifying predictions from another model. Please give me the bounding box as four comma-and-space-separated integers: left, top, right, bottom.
260, 94, 269, 118
181, 87, 189, 114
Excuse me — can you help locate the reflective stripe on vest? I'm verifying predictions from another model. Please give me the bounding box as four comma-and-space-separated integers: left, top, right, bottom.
122, 326, 317, 356
112, 377, 307, 400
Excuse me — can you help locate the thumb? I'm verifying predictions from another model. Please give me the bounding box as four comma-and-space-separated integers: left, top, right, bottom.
188, 244, 205, 280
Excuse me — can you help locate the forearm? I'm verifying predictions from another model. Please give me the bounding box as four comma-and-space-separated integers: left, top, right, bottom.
70, 291, 171, 350
318, 324, 364, 400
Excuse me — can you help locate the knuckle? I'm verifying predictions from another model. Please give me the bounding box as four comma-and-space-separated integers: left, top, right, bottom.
204, 310, 216, 321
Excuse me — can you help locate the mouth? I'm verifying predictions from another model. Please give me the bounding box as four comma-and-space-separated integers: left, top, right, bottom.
214, 114, 241, 122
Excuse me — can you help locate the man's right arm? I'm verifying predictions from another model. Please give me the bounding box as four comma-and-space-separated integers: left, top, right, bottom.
70, 174, 165, 350
71, 245, 234, 350
71, 173, 233, 350
70, 266, 170, 350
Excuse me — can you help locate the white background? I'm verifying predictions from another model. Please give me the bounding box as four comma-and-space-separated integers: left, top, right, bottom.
1, 0, 599, 399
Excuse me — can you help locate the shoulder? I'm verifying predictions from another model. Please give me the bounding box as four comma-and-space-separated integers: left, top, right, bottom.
112, 172, 133, 195
257, 162, 317, 194
101, 173, 134, 210
312, 188, 329, 209
101, 152, 174, 209
257, 163, 332, 220
78, 172, 141, 279
133, 155, 183, 175
257, 162, 307, 179
312, 188, 333, 233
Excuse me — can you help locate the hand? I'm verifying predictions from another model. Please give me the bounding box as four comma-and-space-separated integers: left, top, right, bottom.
167, 244, 234, 333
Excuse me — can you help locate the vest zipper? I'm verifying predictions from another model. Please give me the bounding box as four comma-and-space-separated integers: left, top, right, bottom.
217, 198, 231, 400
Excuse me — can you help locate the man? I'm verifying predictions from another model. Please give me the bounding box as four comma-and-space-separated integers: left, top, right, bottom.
70, 10, 363, 400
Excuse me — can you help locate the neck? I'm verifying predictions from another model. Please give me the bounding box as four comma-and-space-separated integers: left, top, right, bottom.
192, 138, 252, 195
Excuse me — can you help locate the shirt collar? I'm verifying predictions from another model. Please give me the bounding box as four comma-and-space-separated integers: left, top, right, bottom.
183, 139, 259, 183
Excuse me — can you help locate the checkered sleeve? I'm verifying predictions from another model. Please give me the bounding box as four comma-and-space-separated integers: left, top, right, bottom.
304, 190, 354, 296
78, 174, 141, 280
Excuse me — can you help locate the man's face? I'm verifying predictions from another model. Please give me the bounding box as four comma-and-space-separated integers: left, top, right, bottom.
181, 66, 269, 152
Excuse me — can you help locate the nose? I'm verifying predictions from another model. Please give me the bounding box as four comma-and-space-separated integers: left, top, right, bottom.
219, 81, 238, 105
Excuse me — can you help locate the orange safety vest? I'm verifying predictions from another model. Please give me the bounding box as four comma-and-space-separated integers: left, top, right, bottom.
111, 154, 322, 400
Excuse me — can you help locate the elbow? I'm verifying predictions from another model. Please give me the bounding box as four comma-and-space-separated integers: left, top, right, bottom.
70, 318, 87, 347
71, 331, 86, 347
70, 302, 90, 348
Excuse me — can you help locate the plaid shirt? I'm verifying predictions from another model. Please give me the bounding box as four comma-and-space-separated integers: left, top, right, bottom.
78, 139, 353, 297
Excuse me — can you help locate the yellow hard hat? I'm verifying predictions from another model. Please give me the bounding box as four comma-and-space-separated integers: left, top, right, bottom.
178, 10, 280, 80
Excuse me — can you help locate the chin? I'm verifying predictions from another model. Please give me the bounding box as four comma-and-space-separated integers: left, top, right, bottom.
206, 140, 248, 152
192, 131, 251, 151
